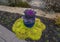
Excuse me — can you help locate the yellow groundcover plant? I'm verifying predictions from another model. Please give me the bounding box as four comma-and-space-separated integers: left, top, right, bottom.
12, 18, 46, 40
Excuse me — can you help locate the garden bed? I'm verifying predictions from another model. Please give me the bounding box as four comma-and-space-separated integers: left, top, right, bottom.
0, 11, 60, 42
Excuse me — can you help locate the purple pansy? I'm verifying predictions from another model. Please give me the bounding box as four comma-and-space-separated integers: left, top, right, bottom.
24, 9, 36, 18
23, 9, 36, 28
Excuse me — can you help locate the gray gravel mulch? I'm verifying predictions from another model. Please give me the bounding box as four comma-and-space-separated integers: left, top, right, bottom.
0, 11, 21, 31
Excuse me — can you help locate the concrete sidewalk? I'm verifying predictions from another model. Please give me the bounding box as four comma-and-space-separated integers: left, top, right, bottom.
0, 25, 27, 42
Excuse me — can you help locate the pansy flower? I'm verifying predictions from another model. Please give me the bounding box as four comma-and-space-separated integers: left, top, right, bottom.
24, 9, 36, 18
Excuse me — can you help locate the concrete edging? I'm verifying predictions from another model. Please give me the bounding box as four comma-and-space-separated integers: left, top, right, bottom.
0, 5, 60, 19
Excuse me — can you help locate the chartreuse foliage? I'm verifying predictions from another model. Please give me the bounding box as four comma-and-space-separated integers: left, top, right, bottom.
55, 16, 60, 26
12, 18, 46, 40
9, 1, 31, 8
